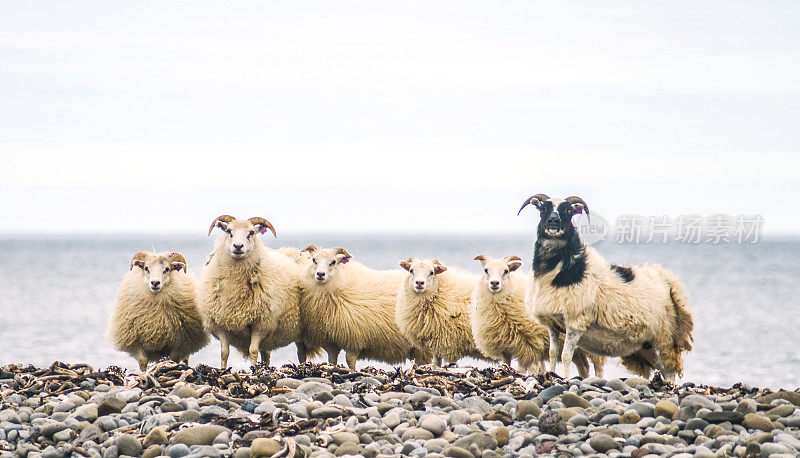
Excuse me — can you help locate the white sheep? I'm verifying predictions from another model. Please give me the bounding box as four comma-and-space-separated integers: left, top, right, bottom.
519, 194, 694, 380
198, 215, 314, 367
395, 258, 489, 366
108, 251, 209, 371
470, 255, 606, 376
297, 246, 431, 369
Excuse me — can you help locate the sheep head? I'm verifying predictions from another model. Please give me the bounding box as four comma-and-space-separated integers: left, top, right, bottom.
129, 251, 187, 293
400, 258, 446, 293
518, 194, 589, 240
208, 215, 277, 259
474, 255, 522, 293
303, 246, 352, 284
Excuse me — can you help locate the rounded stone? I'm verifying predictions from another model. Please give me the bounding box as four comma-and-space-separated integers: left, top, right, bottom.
589, 433, 620, 452
171, 425, 232, 446
331, 432, 359, 445
402, 427, 435, 441
515, 400, 541, 420
561, 392, 591, 409
168, 443, 190, 458
115, 433, 143, 457
174, 386, 198, 399
251, 438, 282, 457
420, 414, 447, 437
743, 413, 775, 432
654, 400, 678, 419
143, 427, 168, 448
490, 426, 509, 447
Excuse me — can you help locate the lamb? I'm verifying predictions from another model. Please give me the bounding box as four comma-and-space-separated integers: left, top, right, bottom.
198, 215, 315, 367
395, 258, 489, 366
297, 246, 431, 369
108, 251, 209, 371
518, 194, 694, 380
470, 255, 606, 377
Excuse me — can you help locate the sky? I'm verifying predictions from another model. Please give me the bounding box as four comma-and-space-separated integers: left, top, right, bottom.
1, 1, 798, 235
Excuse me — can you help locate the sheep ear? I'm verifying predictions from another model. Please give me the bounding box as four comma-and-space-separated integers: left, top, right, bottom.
571, 203, 585, 214
433, 261, 447, 275
171, 261, 187, 273
399, 259, 412, 271
507, 260, 523, 272
301, 245, 318, 253
474, 255, 487, 265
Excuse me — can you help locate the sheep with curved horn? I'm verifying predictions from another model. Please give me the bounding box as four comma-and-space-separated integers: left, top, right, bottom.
519, 194, 694, 380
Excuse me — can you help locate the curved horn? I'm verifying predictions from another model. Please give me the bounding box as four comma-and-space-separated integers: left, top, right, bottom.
130, 251, 149, 270
168, 252, 188, 273
208, 215, 236, 236
334, 248, 352, 258
248, 217, 277, 238
517, 193, 550, 215
301, 245, 318, 253
565, 196, 590, 219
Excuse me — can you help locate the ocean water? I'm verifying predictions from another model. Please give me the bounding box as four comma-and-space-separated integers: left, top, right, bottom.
1, 234, 798, 389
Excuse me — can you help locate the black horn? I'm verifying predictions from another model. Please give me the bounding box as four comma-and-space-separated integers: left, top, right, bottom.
517, 194, 550, 215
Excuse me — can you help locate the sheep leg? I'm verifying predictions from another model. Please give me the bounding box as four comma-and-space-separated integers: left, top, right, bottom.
433, 355, 442, 367
324, 344, 340, 366
135, 349, 148, 372
218, 332, 231, 368
296, 343, 308, 364
260, 350, 271, 366
249, 329, 267, 366
591, 356, 605, 378
502, 354, 512, 367
345, 350, 358, 371
545, 325, 562, 373
571, 350, 591, 378
561, 327, 584, 379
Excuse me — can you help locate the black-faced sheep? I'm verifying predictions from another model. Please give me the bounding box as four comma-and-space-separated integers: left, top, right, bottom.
519, 194, 694, 380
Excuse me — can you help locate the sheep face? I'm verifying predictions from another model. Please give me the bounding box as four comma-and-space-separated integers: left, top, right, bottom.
474, 255, 522, 293
208, 215, 277, 259
518, 194, 589, 240
301, 246, 352, 284
399, 258, 446, 293
130, 251, 187, 293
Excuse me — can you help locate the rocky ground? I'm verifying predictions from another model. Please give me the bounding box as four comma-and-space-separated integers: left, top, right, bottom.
1, 361, 799, 457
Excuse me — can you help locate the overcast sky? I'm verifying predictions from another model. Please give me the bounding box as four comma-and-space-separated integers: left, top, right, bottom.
1, 1, 798, 235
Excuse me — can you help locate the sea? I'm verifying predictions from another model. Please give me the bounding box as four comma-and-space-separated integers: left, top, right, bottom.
1, 234, 798, 389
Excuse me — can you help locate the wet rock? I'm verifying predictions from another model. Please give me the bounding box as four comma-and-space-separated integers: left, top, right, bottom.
654, 400, 678, 419
171, 425, 232, 446
115, 434, 142, 457
561, 392, 591, 409
251, 438, 282, 457
515, 400, 541, 420
590, 433, 620, 452
742, 413, 774, 431
97, 397, 125, 417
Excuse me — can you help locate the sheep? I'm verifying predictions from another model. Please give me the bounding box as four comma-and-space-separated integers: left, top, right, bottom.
198, 215, 315, 367
518, 194, 694, 380
470, 255, 606, 377
297, 245, 431, 369
108, 251, 209, 371
395, 258, 490, 366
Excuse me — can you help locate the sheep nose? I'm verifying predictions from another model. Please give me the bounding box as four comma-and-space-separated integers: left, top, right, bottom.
415, 280, 425, 286
316, 272, 325, 279
150, 280, 161, 287
490, 280, 500, 287
233, 243, 244, 250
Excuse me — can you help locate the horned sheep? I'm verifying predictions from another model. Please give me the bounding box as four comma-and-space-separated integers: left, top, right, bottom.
395, 258, 489, 366
108, 251, 209, 371
470, 255, 606, 376
297, 246, 431, 369
519, 194, 694, 380
198, 215, 315, 367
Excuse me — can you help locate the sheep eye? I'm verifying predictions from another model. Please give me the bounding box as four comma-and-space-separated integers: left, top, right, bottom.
329, 261, 336, 266
164, 268, 170, 274
484, 269, 488, 274
144, 267, 149, 272
409, 269, 414, 274
429, 271, 434, 276
248, 231, 254, 237
504, 269, 509, 275
312, 259, 317, 264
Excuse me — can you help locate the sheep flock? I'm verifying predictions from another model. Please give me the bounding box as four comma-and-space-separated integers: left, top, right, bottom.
109, 196, 695, 382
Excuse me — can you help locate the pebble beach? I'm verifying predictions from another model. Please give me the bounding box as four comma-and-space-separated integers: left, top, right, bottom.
1, 361, 799, 458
